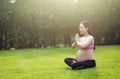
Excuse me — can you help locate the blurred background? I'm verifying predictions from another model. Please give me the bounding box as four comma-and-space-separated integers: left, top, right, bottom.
0, 0, 120, 50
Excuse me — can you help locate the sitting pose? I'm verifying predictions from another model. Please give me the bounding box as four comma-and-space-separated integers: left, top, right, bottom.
64, 20, 96, 69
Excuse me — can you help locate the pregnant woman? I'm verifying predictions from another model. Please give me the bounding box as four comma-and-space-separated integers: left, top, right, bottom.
64, 20, 96, 69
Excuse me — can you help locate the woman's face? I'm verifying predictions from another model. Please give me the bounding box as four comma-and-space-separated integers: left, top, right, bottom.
79, 23, 88, 34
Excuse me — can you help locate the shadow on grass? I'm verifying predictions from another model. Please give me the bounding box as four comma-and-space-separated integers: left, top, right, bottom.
64, 67, 100, 79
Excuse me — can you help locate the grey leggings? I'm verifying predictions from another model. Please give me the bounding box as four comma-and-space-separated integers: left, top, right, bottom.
64, 58, 96, 69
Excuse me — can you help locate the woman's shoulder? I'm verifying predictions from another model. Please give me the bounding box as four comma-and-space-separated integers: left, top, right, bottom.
81, 35, 94, 40
88, 35, 94, 39
88, 35, 94, 44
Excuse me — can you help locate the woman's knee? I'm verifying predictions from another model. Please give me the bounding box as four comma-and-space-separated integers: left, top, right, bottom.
64, 58, 69, 63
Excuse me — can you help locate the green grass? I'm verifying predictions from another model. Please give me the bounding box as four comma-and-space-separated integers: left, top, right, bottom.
0, 45, 120, 79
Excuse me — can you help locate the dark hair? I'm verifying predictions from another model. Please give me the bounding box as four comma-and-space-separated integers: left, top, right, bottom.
81, 20, 95, 50
81, 20, 93, 36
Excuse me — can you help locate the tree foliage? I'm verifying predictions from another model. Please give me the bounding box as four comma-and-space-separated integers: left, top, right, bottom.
0, 0, 120, 50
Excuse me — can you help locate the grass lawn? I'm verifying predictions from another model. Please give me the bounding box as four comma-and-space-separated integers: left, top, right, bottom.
0, 45, 120, 79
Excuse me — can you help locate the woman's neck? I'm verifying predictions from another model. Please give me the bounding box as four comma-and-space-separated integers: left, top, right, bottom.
83, 32, 89, 37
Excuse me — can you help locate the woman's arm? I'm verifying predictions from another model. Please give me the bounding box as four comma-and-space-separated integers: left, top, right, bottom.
75, 35, 93, 48
71, 42, 78, 49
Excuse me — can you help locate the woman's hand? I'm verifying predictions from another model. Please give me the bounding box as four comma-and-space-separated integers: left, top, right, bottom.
75, 33, 80, 42
72, 60, 77, 63
71, 42, 75, 48
71, 33, 80, 49
71, 42, 78, 48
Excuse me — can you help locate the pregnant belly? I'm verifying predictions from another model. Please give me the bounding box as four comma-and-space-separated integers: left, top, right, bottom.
76, 50, 94, 61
